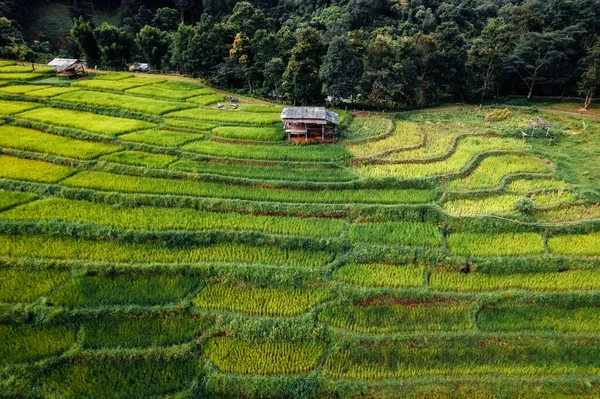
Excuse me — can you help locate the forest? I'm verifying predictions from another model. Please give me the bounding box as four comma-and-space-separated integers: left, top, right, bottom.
1, 0, 600, 107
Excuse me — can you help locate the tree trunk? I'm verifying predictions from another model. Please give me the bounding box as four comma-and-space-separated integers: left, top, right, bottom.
584, 93, 593, 109
527, 84, 534, 100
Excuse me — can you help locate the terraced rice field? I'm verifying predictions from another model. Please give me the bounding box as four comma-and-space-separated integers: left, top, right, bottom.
1, 68, 600, 398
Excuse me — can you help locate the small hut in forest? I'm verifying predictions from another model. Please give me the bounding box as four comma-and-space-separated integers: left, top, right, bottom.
48, 58, 87, 79
281, 107, 339, 143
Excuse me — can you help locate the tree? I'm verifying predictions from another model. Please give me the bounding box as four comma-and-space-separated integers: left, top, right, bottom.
263, 58, 285, 99
136, 25, 170, 70
320, 36, 363, 105
578, 36, 600, 109
94, 23, 134, 69
466, 18, 507, 100
283, 27, 325, 105
412, 32, 440, 105
69, 16, 100, 67
229, 33, 254, 91
227, 1, 266, 39
70, 0, 94, 22
134, 6, 154, 30
152, 8, 180, 32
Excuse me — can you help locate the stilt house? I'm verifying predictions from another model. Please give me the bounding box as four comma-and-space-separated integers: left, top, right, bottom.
281, 107, 339, 143
48, 58, 87, 79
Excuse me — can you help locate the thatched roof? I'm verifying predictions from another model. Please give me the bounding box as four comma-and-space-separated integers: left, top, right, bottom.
281, 107, 339, 125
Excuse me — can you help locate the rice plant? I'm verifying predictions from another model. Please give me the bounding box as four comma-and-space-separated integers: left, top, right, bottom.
333, 263, 425, 288
507, 178, 570, 192
345, 120, 422, 157
348, 222, 442, 246
187, 94, 225, 106
17, 108, 156, 136
241, 105, 284, 113
126, 84, 214, 100
0, 73, 48, 81
0, 155, 76, 183
443, 194, 519, 216
0, 189, 36, 211
166, 108, 282, 125
61, 171, 436, 204
118, 129, 203, 147
211, 126, 285, 142
93, 73, 134, 81
205, 336, 324, 375
447, 232, 545, 256
0, 324, 75, 364
343, 116, 394, 142
2, 197, 345, 238
547, 232, 600, 256
0, 267, 69, 303
73, 77, 163, 91
99, 150, 177, 167
535, 204, 600, 223
24, 86, 81, 98
162, 118, 216, 132
0, 99, 40, 115
0, 125, 122, 159
0, 84, 50, 94
193, 283, 332, 316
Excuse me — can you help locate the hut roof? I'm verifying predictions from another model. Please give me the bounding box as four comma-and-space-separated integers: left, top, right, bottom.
281, 107, 339, 125
48, 58, 87, 72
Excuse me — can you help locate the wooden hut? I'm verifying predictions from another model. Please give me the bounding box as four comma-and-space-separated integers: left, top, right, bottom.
281, 107, 339, 143
48, 58, 87, 79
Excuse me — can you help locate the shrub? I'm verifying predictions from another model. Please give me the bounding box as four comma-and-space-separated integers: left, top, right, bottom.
515, 197, 535, 215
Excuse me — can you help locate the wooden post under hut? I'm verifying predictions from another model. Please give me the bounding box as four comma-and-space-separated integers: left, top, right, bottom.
281, 107, 340, 143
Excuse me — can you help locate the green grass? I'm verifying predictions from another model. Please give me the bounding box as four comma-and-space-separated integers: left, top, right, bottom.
333, 263, 425, 288
17, 108, 156, 136
478, 296, 600, 332
0, 268, 69, 303
99, 151, 177, 167
119, 129, 202, 147
0, 99, 40, 115
0, 155, 76, 183
0, 125, 122, 159
54, 90, 196, 115
193, 283, 332, 316
0, 84, 50, 94
181, 140, 352, 162
319, 295, 473, 333
166, 108, 282, 125
162, 119, 216, 132
2, 197, 345, 238
81, 316, 211, 348
211, 126, 285, 142
0, 61, 16, 67
348, 222, 442, 246
206, 337, 324, 375
61, 171, 437, 204
42, 358, 195, 399
429, 269, 600, 292
169, 159, 357, 182
24, 86, 81, 98
548, 233, 600, 256
0, 189, 36, 211
50, 274, 197, 307
187, 94, 225, 105
0, 324, 75, 364
0, 234, 333, 267
447, 232, 545, 256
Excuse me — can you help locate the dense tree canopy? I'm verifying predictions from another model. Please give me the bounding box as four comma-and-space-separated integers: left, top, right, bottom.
2, 0, 600, 106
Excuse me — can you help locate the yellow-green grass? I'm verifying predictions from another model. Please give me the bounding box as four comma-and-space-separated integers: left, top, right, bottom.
0, 155, 76, 183
357, 136, 525, 178
0, 72, 48, 81
126, 86, 213, 100
211, 126, 285, 142
241, 105, 284, 113
17, 108, 156, 136
162, 118, 216, 132
319, 296, 473, 333
169, 159, 357, 182
206, 337, 324, 375
42, 358, 195, 399
166, 108, 282, 125
0, 65, 35, 73
345, 120, 420, 157
61, 171, 437, 204
0, 324, 75, 364
325, 334, 600, 379
0, 125, 122, 159
118, 129, 202, 147
535, 204, 600, 223
444, 192, 576, 216
94, 73, 134, 81
0, 99, 40, 115
24, 86, 81, 98
121, 77, 167, 85
333, 263, 425, 288
73, 79, 148, 91
0, 235, 333, 267
348, 222, 442, 246
152, 81, 205, 91
507, 178, 570, 192
0, 268, 69, 303
0, 189, 36, 211
429, 269, 600, 292
447, 232, 545, 256
54, 90, 196, 115
81, 316, 211, 349
2, 197, 345, 238
343, 116, 394, 142
181, 140, 351, 162
50, 274, 197, 307
448, 154, 552, 190
99, 150, 177, 168
478, 298, 600, 332
0, 84, 50, 94
187, 94, 225, 106
193, 283, 332, 317
548, 233, 600, 256
532, 191, 576, 207
0, 61, 16, 67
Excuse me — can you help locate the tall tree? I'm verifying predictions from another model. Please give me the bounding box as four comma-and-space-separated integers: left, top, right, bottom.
578, 36, 600, 109
69, 16, 100, 66
152, 8, 180, 32
263, 57, 285, 99
321, 36, 363, 105
283, 27, 325, 105
94, 23, 134, 69
136, 25, 170, 70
